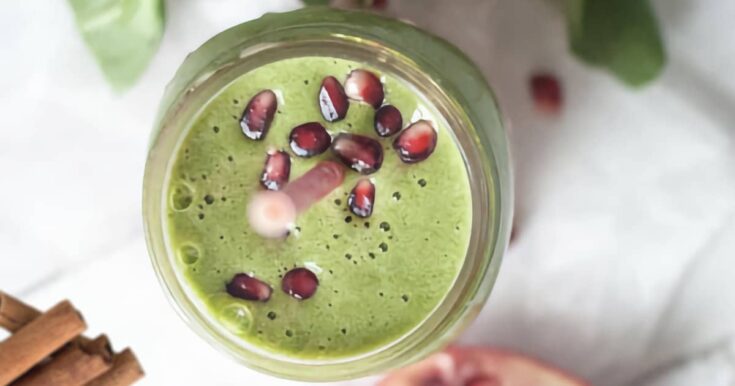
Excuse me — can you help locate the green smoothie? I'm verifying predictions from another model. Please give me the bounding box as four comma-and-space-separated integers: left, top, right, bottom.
166, 56, 472, 359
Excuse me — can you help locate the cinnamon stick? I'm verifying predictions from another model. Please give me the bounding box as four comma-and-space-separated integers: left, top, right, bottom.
0, 300, 86, 385
0, 291, 41, 333
85, 349, 144, 386
0, 293, 88, 346
12, 334, 113, 386
82, 335, 113, 361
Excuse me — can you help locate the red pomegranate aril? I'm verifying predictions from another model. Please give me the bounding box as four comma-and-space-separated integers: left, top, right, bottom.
348, 179, 375, 218
282, 268, 319, 300
372, 0, 388, 9
393, 120, 438, 163
331, 133, 384, 174
240, 90, 277, 140
260, 149, 291, 191
319, 76, 349, 122
374, 105, 403, 137
344, 69, 384, 109
530, 73, 562, 115
226, 273, 272, 302
289, 122, 332, 157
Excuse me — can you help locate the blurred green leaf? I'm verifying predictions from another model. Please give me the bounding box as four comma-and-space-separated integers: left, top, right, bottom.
565, 0, 666, 87
68, 0, 165, 91
302, 0, 330, 5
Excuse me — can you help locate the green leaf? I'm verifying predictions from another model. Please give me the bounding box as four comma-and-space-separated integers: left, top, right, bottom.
564, 0, 666, 87
68, 0, 165, 91
302, 0, 330, 6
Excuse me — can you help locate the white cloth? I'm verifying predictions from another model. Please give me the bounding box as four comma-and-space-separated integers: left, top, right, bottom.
0, 1, 733, 385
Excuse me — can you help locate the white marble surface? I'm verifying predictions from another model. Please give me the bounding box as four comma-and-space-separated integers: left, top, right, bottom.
1, 0, 734, 385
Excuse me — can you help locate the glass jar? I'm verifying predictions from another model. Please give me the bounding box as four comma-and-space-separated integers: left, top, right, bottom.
143, 7, 512, 381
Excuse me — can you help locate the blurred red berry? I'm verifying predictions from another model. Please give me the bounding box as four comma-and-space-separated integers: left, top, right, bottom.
372, 0, 387, 9
530, 73, 562, 115
358, 0, 387, 8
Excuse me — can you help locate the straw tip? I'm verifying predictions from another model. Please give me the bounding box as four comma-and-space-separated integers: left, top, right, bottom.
247, 191, 297, 238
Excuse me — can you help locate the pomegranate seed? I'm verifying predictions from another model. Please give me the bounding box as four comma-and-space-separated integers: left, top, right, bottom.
344, 69, 384, 109
289, 122, 332, 157
374, 105, 403, 137
319, 76, 349, 122
357, 0, 388, 9
392, 120, 438, 163
282, 268, 319, 300
226, 273, 272, 302
331, 133, 384, 174
530, 73, 562, 115
240, 90, 277, 140
348, 179, 375, 218
260, 149, 291, 191
372, 0, 388, 9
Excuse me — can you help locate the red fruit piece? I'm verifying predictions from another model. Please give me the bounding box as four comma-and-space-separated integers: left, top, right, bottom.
392, 120, 438, 163
331, 133, 384, 174
240, 90, 277, 140
289, 122, 332, 157
344, 69, 384, 109
319, 76, 349, 122
226, 273, 272, 302
378, 347, 589, 386
348, 179, 375, 218
374, 105, 403, 137
358, 0, 388, 9
260, 149, 291, 191
530, 73, 562, 115
282, 268, 319, 300
372, 0, 388, 9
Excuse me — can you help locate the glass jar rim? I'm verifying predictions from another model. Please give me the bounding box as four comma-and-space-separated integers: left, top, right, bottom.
143, 7, 512, 381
